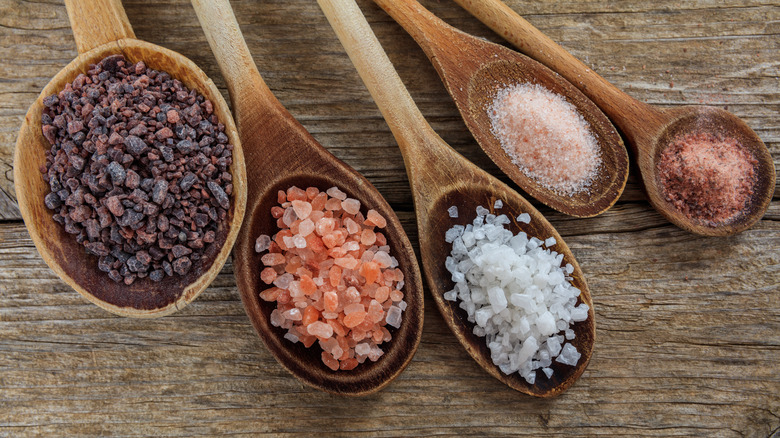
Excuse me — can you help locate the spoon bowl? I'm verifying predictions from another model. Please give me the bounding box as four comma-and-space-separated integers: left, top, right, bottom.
318, 0, 594, 396
13, 1, 246, 317
370, 0, 629, 218
191, 0, 424, 395
454, 0, 776, 235
424, 184, 594, 396
639, 106, 775, 236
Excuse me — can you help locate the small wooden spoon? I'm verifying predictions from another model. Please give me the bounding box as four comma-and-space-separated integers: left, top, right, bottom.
12, 0, 246, 317
190, 0, 424, 396
453, 0, 776, 236
369, 0, 629, 218
317, 0, 595, 397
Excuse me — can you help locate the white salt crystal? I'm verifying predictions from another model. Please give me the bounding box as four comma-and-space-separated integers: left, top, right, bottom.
476, 205, 489, 217
284, 332, 299, 343
255, 234, 271, 253
542, 367, 553, 379
517, 213, 531, 224
386, 306, 402, 328
494, 199, 503, 209
448, 205, 459, 218
355, 343, 371, 356
555, 343, 581, 366
544, 237, 557, 247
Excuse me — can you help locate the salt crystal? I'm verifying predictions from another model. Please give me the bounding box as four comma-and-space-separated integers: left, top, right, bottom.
555, 343, 581, 366
326, 186, 347, 200
517, 213, 531, 224
448, 205, 459, 218
544, 237, 557, 247
255, 234, 271, 253
476, 205, 489, 217
386, 306, 402, 328
342, 198, 361, 215
494, 199, 503, 209
284, 332, 299, 343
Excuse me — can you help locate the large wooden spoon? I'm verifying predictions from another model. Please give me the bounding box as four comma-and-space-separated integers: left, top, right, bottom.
13, 0, 246, 317
317, 0, 595, 397
453, 0, 776, 236
369, 0, 629, 218
190, 0, 424, 396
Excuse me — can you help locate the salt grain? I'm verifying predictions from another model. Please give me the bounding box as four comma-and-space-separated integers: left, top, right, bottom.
448, 206, 459, 218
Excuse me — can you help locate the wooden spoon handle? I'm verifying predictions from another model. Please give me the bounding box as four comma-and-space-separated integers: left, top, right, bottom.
371, 0, 481, 72
190, 0, 280, 120
64, 0, 135, 54
452, 0, 665, 140
317, 0, 441, 167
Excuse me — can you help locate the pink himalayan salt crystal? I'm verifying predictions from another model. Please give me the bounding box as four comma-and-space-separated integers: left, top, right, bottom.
342, 198, 361, 215
327, 186, 347, 200
291, 200, 313, 219
366, 209, 387, 228
256, 185, 406, 371
488, 83, 601, 195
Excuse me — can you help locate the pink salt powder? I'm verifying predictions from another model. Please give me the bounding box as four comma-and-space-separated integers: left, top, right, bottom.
488, 83, 602, 195
657, 132, 757, 225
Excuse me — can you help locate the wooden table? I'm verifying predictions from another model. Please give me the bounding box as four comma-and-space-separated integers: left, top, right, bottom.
1, 0, 778, 436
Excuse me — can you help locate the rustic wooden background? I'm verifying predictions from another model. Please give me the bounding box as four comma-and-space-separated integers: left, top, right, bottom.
1, 0, 778, 436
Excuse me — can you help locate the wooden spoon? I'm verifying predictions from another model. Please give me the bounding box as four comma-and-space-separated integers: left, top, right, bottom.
12, 0, 246, 317
317, 0, 595, 397
369, 0, 629, 218
190, 0, 424, 396
453, 0, 776, 236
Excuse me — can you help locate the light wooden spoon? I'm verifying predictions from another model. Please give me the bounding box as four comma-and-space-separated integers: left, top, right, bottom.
13, 0, 246, 317
454, 0, 776, 236
317, 0, 595, 397
191, 0, 424, 396
369, 0, 629, 218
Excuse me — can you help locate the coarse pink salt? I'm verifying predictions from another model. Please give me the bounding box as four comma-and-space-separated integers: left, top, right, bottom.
255, 185, 406, 371
488, 83, 602, 195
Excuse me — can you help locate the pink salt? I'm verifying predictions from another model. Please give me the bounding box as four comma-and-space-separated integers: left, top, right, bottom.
255, 185, 406, 371
488, 83, 601, 195
657, 132, 757, 225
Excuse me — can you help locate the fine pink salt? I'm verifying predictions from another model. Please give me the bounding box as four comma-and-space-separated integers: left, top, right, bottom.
256, 186, 405, 371
657, 132, 757, 225
488, 83, 602, 195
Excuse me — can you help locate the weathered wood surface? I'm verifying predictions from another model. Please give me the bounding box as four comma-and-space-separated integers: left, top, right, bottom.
0, 0, 778, 436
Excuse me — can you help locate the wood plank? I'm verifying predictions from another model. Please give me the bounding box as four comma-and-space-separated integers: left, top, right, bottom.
1, 0, 779, 435
1, 0, 778, 219
1, 216, 779, 436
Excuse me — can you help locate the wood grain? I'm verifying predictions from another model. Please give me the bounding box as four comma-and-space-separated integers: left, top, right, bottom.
1, 0, 778, 435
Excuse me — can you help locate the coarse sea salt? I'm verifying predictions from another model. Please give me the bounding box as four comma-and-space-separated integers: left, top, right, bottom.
444, 205, 589, 384
488, 83, 601, 196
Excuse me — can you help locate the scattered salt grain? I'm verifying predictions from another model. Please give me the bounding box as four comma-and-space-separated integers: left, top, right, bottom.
494, 199, 503, 209
448, 206, 459, 218
443, 205, 589, 383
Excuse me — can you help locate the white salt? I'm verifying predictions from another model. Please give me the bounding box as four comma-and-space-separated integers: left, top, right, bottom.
488, 83, 602, 196
443, 205, 588, 384
517, 213, 531, 224
448, 205, 459, 218
494, 199, 503, 209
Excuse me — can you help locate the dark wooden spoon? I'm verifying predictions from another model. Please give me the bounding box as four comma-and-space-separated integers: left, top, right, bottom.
369, 0, 629, 218
317, 0, 594, 397
454, 0, 776, 236
190, 0, 424, 396
13, 0, 247, 317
